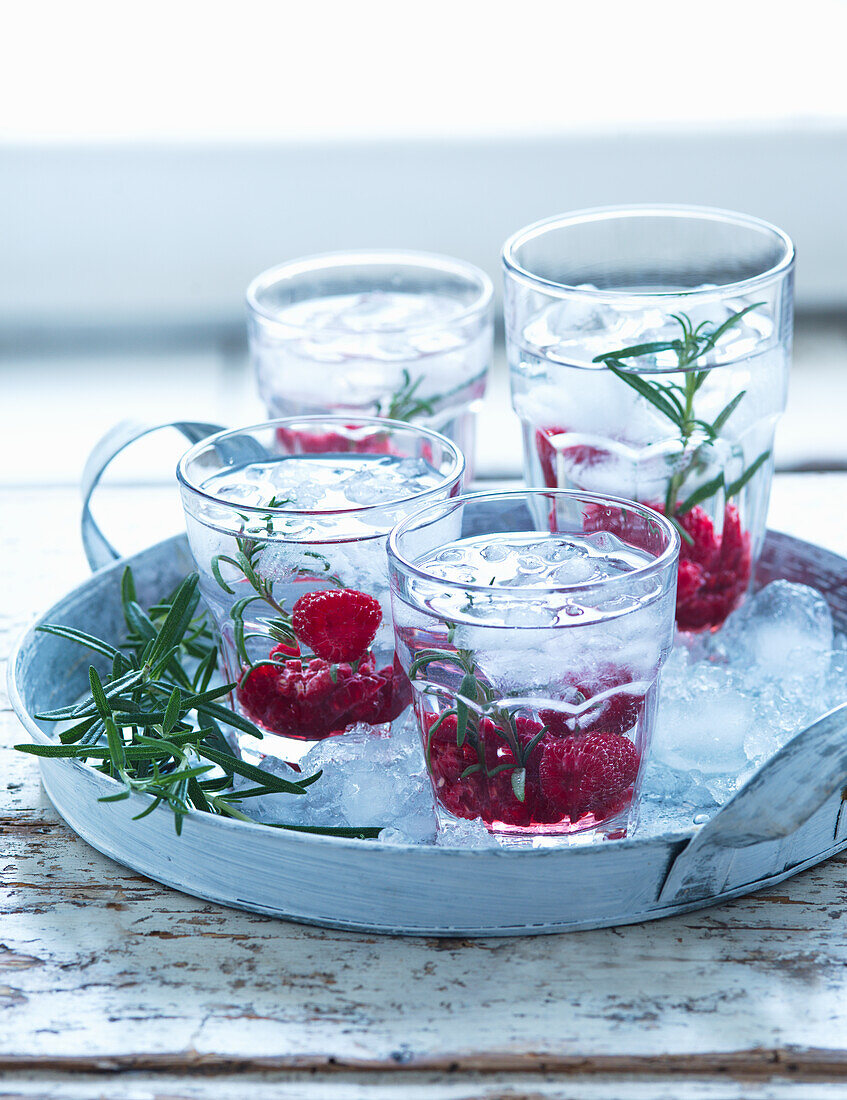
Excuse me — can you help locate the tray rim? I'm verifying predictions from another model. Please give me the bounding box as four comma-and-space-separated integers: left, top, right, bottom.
9, 524, 847, 936
7, 524, 844, 860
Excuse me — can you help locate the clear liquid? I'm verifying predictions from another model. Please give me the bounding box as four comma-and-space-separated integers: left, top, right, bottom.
202, 453, 442, 513
252, 291, 489, 471
187, 452, 445, 747
410, 532, 655, 626
508, 296, 788, 628
393, 530, 675, 836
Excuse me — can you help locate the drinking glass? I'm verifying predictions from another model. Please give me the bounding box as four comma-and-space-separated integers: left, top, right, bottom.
503, 206, 794, 631
247, 251, 493, 479
388, 489, 679, 839
177, 416, 464, 759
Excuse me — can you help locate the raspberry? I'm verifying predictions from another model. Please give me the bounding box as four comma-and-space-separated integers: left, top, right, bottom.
673, 504, 751, 631
538, 732, 640, 822
238, 644, 409, 739
535, 426, 608, 489
677, 506, 720, 566
424, 713, 551, 827
540, 669, 644, 738
292, 589, 382, 662
584, 500, 751, 632
424, 713, 487, 820
276, 425, 394, 455
676, 559, 704, 603
485, 716, 550, 827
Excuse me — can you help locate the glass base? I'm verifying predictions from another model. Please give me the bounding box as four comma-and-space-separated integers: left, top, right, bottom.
434, 801, 635, 847
237, 721, 391, 769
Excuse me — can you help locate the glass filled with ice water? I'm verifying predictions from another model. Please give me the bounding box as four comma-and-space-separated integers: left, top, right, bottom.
177, 416, 465, 760
503, 206, 794, 633
388, 489, 679, 839
247, 251, 493, 479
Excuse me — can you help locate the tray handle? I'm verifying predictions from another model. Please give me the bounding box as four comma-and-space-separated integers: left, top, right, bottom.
81, 419, 224, 572
658, 701, 847, 906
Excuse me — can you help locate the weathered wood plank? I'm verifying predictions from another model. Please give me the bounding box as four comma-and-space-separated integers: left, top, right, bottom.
2, 1071, 847, 1100
2, 480, 847, 1084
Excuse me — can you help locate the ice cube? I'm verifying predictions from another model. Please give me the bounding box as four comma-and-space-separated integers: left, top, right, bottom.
552, 556, 600, 585
652, 649, 755, 804
516, 553, 545, 574
238, 717, 433, 832
435, 816, 498, 848
720, 581, 834, 681
480, 544, 509, 563
379, 810, 438, 846
654, 687, 754, 775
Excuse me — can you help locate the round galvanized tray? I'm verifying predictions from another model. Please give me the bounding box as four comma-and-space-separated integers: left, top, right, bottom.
9, 529, 847, 936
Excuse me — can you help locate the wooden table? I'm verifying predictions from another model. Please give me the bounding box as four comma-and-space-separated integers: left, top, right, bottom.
3, 476, 847, 1100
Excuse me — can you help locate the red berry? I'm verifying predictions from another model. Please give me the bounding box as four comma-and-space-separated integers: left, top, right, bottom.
676, 506, 720, 566
423, 713, 552, 827
538, 732, 640, 822
584, 500, 751, 632
676, 559, 704, 603
424, 713, 488, 820
540, 666, 645, 738
238, 643, 408, 739
292, 589, 382, 662
535, 426, 608, 489
673, 504, 751, 632
276, 425, 395, 455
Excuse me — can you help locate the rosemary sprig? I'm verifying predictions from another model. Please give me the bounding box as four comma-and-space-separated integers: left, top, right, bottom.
378, 368, 436, 422
210, 506, 340, 670
592, 305, 771, 519
409, 627, 544, 802
16, 567, 383, 838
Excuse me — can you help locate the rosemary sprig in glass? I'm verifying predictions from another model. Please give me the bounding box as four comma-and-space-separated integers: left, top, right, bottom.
16, 567, 381, 839
409, 624, 547, 803
210, 501, 339, 672
592, 304, 771, 526
378, 368, 436, 422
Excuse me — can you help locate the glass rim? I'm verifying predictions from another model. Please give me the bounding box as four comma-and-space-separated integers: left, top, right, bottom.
176, 415, 466, 519
387, 488, 680, 597
246, 249, 494, 334
501, 204, 795, 301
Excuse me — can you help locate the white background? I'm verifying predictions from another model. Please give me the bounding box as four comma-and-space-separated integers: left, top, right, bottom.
3, 0, 846, 141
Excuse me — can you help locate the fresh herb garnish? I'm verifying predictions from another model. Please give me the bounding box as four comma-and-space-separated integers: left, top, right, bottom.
592, 305, 771, 522
16, 568, 382, 839
410, 628, 546, 802
378, 368, 436, 422
211, 512, 339, 672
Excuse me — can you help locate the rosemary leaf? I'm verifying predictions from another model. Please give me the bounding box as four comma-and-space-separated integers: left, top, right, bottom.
711, 390, 747, 434
676, 473, 726, 516
727, 450, 771, 498
35, 624, 119, 659
606, 365, 683, 426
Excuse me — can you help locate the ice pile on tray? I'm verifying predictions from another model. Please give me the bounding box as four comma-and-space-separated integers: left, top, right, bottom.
643, 580, 845, 814
237, 580, 846, 845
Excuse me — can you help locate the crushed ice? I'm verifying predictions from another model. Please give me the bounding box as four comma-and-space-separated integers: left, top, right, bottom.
235, 581, 846, 847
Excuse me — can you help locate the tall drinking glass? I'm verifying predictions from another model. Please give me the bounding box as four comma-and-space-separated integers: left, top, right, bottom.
503, 206, 794, 632
247, 251, 493, 479
388, 489, 679, 839
178, 416, 464, 760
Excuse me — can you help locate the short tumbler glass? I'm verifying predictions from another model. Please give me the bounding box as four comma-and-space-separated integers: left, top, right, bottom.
177, 416, 465, 759
247, 251, 494, 479
503, 206, 794, 632
388, 489, 679, 839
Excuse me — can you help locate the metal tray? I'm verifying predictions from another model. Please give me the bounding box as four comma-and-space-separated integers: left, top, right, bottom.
8, 529, 847, 936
